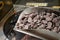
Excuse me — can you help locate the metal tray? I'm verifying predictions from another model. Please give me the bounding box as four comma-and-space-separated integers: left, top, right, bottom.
14, 7, 60, 40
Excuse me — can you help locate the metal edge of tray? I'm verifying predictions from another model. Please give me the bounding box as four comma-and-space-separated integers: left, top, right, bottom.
14, 27, 59, 40
14, 28, 47, 40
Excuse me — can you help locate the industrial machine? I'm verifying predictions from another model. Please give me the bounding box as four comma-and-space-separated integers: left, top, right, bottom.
0, 0, 60, 40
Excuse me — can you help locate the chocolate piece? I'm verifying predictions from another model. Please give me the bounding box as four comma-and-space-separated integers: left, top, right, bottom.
28, 17, 32, 23
52, 27, 58, 33
46, 22, 52, 29
42, 20, 47, 24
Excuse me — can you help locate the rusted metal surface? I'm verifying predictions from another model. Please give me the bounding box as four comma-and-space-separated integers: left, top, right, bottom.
0, 0, 13, 21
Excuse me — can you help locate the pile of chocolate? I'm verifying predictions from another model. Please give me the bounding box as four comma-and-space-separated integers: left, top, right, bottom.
16, 8, 60, 33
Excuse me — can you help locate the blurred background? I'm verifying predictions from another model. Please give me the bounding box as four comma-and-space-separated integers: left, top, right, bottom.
0, 0, 60, 21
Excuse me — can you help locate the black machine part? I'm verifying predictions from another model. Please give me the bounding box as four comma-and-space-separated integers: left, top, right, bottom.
3, 10, 25, 40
